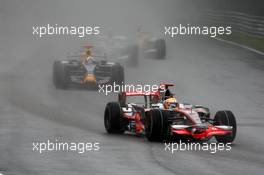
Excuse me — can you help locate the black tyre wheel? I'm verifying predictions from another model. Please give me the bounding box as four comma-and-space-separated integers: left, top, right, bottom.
53, 61, 67, 89
111, 64, 124, 86
155, 39, 166, 59
145, 109, 168, 142
104, 102, 124, 134
214, 110, 237, 143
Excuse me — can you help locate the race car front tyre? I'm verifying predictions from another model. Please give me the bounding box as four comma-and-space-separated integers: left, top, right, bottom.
155, 39, 166, 59
214, 110, 237, 143
104, 102, 124, 134
53, 61, 67, 89
111, 64, 124, 86
145, 109, 168, 142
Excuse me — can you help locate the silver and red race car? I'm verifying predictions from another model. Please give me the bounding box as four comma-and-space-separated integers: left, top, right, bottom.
104, 84, 237, 142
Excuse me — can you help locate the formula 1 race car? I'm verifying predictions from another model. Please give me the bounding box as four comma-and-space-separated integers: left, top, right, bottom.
137, 30, 166, 60
92, 35, 139, 67
53, 46, 124, 89
104, 86, 236, 143
93, 32, 166, 68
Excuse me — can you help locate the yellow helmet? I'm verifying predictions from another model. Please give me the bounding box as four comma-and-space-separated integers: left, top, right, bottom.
164, 97, 178, 109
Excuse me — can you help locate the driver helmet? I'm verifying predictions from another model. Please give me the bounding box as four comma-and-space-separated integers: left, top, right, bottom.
85, 49, 91, 57
83, 49, 93, 63
164, 97, 178, 109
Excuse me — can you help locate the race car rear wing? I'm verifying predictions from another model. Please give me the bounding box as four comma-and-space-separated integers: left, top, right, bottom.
159, 83, 174, 88
120, 91, 160, 96
67, 53, 107, 59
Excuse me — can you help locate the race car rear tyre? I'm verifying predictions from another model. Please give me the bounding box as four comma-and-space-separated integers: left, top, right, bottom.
104, 102, 124, 134
214, 110, 237, 143
145, 109, 168, 142
155, 39, 166, 59
53, 61, 67, 89
111, 64, 124, 86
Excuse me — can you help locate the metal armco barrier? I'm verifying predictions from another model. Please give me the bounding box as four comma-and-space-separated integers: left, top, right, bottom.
203, 10, 264, 37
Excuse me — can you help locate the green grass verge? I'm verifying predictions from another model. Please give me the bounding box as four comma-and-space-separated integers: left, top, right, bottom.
221, 32, 264, 53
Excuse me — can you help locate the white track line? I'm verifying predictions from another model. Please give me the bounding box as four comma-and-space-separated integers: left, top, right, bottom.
214, 37, 264, 56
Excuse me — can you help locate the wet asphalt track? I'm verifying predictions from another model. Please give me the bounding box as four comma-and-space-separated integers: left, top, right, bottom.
1, 36, 264, 175
1, 1, 264, 175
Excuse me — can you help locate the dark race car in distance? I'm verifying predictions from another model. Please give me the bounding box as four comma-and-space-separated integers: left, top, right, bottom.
53, 46, 124, 89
